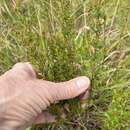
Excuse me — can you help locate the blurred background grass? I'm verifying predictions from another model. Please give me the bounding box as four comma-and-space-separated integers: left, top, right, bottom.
0, 0, 130, 130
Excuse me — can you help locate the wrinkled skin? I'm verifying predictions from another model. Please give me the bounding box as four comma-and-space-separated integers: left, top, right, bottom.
0, 62, 90, 130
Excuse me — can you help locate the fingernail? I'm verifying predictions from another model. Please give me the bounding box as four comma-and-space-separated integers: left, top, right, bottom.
76, 77, 90, 90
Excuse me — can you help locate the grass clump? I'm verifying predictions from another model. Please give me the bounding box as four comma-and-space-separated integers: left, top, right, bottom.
0, 0, 130, 130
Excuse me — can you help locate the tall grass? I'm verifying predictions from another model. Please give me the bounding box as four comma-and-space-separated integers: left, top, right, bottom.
0, 0, 130, 129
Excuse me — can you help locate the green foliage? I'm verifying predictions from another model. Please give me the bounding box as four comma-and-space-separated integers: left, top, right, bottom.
0, 0, 130, 130
103, 89, 130, 130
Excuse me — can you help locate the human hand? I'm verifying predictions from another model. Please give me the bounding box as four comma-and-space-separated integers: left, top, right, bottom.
0, 62, 90, 130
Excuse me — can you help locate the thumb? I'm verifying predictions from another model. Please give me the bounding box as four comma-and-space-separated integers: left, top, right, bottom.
47, 76, 90, 101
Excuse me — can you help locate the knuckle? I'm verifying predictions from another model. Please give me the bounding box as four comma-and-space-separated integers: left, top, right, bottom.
12, 62, 37, 79
70, 85, 77, 98
64, 86, 76, 99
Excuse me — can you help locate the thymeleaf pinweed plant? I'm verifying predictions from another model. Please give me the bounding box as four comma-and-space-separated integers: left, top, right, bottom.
0, 0, 130, 130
